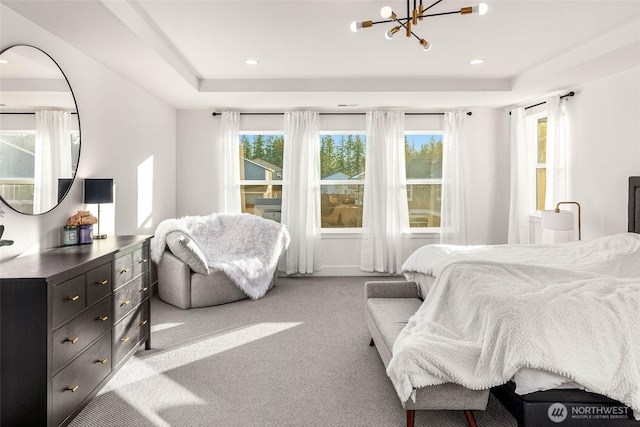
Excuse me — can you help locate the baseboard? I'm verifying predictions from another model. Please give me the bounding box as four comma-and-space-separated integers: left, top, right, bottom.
280, 265, 404, 277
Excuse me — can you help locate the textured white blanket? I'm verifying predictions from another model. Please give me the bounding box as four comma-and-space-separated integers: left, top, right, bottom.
402, 232, 640, 279
387, 261, 640, 418
151, 213, 290, 299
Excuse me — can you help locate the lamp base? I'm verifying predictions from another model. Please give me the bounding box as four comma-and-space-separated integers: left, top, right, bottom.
94, 234, 107, 240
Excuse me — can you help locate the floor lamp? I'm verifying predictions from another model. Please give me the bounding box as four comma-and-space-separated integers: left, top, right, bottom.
541, 201, 581, 241
83, 178, 114, 239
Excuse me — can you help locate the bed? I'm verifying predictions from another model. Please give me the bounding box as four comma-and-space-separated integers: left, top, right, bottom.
391, 177, 640, 426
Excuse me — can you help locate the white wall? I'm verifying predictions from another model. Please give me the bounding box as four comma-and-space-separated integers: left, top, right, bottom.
176, 109, 509, 275
565, 66, 640, 239
0, 5, 177, 260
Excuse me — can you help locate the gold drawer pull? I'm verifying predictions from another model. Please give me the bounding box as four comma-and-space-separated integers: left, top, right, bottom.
140, 319, 148, 326
98, 280, 108, 285
138, 258, 148, 264
121, 336, 130, 343
67, 386, 79, 393
139, 287, 148, 293
97, 358, 108, 365
120, 268, 130, 274
97, 316, 108, 322
66, 337, 79, 344
121, 300, 130, 307
68, 295, 80, 302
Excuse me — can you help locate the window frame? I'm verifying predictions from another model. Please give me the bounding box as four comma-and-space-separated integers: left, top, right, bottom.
319, 131, 366, 233
404, 131, 444, 233
238, 131, 285, 222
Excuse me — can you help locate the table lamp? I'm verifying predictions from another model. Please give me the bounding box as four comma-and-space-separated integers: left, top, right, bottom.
83, 178, 113, 239
541, 201, 581, 241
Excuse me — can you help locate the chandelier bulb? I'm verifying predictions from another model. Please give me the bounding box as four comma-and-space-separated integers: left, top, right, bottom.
385, 26, 401, 39
473, 3, 489, 15
419, 39, 432, 51
350, 20, 373, 32
380, 6, 393, 19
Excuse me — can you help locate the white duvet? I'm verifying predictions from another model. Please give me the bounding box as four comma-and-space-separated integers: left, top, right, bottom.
402, 232, 640, 280
387, 260, 640, 419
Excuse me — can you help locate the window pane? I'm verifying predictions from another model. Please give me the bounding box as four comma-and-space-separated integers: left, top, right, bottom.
407, 184, 441, 228
537, 118, 547, 164
240, 134, 284, 180
320, 134, 366, 179
241, 185, 282, 223
321, 184, 364, 228
536, 168, 546, 211
405, 134, 443, 179
0, 132, 36, 214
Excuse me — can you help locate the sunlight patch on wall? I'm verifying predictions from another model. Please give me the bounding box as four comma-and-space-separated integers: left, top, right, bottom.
137, 155, 154, 229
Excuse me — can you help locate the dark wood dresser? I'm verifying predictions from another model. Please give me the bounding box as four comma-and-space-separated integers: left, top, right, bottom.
0, 235, 154, 427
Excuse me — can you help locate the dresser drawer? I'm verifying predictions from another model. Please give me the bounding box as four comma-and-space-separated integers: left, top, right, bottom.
113, 301, 150, 366
113, 273, 149, 322
52, 297, 112, 372
86, 262, 112, 305
52, 331, 112, 427
132, 246, 150, 278
52, 275, 86, 327
114, 246, 150, 290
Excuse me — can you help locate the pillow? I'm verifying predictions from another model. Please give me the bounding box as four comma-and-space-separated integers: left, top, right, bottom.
165, 231, 209, 275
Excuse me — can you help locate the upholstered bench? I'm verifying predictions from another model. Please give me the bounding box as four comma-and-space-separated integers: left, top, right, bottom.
365, 280, 489, 427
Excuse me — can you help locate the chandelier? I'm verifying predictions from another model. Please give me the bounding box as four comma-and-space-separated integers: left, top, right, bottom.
350, 0, 488, 51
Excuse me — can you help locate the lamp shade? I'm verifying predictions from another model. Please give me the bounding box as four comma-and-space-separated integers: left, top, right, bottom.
83, 178, 114, 204
541, 209, 574, 231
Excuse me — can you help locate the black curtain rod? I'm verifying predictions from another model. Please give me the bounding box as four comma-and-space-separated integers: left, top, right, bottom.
0, 111, 78, 115
509, 91, 575, 115
212, 111, 472, 117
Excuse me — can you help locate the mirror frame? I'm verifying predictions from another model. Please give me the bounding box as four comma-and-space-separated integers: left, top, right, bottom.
0, 44, 81, 216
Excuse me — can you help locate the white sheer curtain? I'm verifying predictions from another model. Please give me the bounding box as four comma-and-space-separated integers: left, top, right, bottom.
507, 107, 535, 244
440, 111, 468, 245
34, 110, 70, 213
216, 111, 241, 213
360, 111, 410, 273
545, 95, 568, 207
282, 111, 322, 274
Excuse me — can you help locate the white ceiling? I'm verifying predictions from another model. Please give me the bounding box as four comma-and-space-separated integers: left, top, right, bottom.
3, 0, 640, 111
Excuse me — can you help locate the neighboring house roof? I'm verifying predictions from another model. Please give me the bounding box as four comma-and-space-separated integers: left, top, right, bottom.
322, 172, 350, 180
244, 157, 274, 172
251, 158, 282, 172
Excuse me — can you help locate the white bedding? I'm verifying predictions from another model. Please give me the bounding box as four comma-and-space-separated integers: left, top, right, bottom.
402, 233, 640, 287
388, 261, 640, 419
399, 233, 640, 402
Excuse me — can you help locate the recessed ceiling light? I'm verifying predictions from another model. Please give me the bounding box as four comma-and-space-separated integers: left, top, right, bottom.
245, 59, 259, 65
470, 59, 484, 65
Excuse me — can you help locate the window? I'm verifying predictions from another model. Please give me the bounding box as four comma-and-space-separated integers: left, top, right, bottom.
0, 131, 36, 213
405, 133, 443, 228
239, 133, 284, 222
319, 134, 366, 228
536, 118, 547, 211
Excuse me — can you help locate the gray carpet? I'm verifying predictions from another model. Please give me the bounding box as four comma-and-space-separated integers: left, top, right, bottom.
69, 277, 517, 427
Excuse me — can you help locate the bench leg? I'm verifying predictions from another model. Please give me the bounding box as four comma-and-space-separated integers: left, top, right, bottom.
465, 410, 477, 427
407, 410, 415, 427
369, 338, 375, 346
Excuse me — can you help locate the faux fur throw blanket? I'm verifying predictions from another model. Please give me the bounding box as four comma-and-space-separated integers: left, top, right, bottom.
150, 213, 290, 300
387, 261, 640, 419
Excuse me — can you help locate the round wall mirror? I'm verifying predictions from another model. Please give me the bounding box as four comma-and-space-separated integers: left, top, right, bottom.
0, 45, 80, 215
